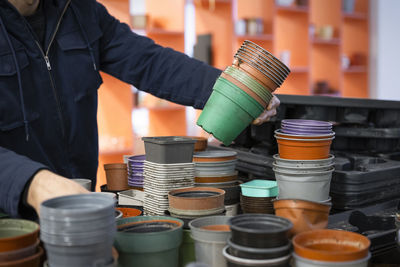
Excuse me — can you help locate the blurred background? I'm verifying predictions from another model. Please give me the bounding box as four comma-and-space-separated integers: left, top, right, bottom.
95, 0, 399, 190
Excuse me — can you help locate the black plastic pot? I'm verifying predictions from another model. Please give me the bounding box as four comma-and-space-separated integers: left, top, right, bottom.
227, 239, 291, 260
229, 214, 292, 248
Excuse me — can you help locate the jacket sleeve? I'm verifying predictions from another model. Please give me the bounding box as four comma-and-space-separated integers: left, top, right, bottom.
96, 2, 222, 109
0, 146, 47, 217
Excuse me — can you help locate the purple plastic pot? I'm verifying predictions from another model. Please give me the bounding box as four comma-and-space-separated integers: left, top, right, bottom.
282, 125, 332, 131
281, 129, 334, 135
128, 155, 146, 162
281, 119, 332, 127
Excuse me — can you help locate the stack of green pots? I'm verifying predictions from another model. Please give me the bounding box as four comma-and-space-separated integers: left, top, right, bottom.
197, 40, 290, 146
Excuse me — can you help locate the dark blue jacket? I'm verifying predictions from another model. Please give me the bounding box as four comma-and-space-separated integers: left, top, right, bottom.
0, 0, 221, 217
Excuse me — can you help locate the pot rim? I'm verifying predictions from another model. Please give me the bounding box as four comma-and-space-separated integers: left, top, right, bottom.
227, 238, 291, 254
273, 199, 332, 211
292, 252, 371, 265
273, 167, 334, 175
168, 187, 226, 200
116, 218, 183, 235
292, 229, 371, 262
275, 135, 335, 142
104, 163, 127, 170
223, 245, 291, 265
0, 219, 39, 245
272, 162, 334, 171
275, 129, 335, 138
273, 154, 334, 163
229, 214, 293, 234
0, 246, 43, 266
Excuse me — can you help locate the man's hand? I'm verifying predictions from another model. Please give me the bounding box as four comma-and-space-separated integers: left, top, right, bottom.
253, 95, 280, 125
27, 170, 90, 215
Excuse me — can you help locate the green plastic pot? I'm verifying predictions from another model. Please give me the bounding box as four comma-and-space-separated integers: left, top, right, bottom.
224, 66, 273, 104
115, 216, 183, 267
179, 229, 195, 267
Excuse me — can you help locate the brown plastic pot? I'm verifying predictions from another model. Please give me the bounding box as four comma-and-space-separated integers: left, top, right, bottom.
116, 207, 142, 218
195, 173, 237, 183
273, 199, 331, 237
275, 136, 334, 160
0, 239, 39, 262
0, 219, 39, 253
220, 72, 267, 108
233, 59, 279, 92
104, 163, 129, 191
168, 187, 225, 211
187, 136, 208, 151
0, 246, 43, 267
293, 229, 371, 262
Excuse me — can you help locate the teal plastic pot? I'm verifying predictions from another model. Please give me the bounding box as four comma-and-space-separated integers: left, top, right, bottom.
197, 78, 264, 146
115, 216, 183, 267
179, 229, 195, 267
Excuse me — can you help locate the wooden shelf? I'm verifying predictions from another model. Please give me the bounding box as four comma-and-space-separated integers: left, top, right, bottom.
312, 37, 341, 45
343, 66, 367, 73
343, 12, 367, 20
235, 34, 273, 41
275, 5, 309, 13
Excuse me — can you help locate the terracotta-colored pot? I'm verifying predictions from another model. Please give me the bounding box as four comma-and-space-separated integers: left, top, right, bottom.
220, 72, 267, 108
187, 136, 208, 151
168, 187, 225, 211
0, 219, 39, 253
275, 130, 335, 139
104, 163, 129, 191
0, 246, 43, 267
201, 224, 230, 231
292, 229, 371, 262
195, 173, 238, 183
116, 207, 142, 218
273, 199, 331, 237
233, 60, 278, 92
275, 136, 334, 160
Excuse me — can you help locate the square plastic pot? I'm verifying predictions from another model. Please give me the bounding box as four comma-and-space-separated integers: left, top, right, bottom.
142, 136, 196, 164
240, 179, 278, 197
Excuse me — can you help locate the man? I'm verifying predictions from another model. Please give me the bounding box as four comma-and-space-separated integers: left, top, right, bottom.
0, 0, 279, 218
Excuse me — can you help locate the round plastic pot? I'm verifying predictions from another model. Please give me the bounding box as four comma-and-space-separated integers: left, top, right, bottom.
104, 163, 129, 191
275, 129, 335, 139
45, 241, 113, 267
223, 246, 291, 267
193, 150, 237, 163
168, 187, 225, 211
197, 90, 257, 146
116, 207, 142, 218
227, 238, 291, 260
281, 119, 332, 128
115, 216, 183, 267
272, 162, 334, 173
0, 246, 43, 267
293, 252, 371, 267
189, 216, 232, 267
229, 214, 292, 248
40, 194, 115, 222
292, 229, 370, 262
275, 135, 334, 160
235, 59, 279, 91
195, 173, 238, 183
224, 66, 273, 103
0, 219, 39, 252
179, 229, 195, 267
71, 179, 92, 190
0, 239, 39, 263
273, 199, 331, 237
273, 154, 334, 168
280, 128, 333, 136
273, 167, 333, 202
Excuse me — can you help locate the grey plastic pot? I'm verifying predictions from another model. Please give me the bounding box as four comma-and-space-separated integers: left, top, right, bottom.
115, 216, 183, 267
273, 154, 334, 168
71, 179, 92, 190
272, 163, 334, 173
223, 246, 291, 267
273, 167, 334, 202
292, 252, 371, 267
189, 216, 232, 267
44, 239, 114, 267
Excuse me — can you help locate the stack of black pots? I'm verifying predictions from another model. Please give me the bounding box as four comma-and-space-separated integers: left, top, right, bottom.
223, 214, 293, 267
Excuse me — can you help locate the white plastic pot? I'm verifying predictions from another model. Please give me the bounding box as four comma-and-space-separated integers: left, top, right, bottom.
293, 252, 371, 267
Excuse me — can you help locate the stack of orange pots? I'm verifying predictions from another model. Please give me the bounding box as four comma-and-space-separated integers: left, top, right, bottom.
273, 119, 336, 236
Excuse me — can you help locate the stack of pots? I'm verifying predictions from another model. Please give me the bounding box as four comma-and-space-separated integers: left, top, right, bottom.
273, 119, 335, 203
142, 136, 196, 216
189, 216, 232, 267
127, 155, 145, 188
197, 40, 290, 146
0, 219, 42, 267
40, 194, 116, 267
292, 229, 371, 267
115, 216, 183, 267
224, 214, 293, 267
239, 179, 278, 214
194, 150, 240, 215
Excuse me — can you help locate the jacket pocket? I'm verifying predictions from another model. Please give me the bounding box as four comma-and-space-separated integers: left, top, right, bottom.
0, 49, 38, 131
56, 27, 103, 102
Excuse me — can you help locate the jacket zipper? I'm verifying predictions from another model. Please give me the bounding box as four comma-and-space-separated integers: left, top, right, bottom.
34, 0, 71, 137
